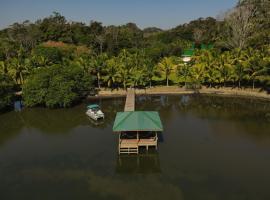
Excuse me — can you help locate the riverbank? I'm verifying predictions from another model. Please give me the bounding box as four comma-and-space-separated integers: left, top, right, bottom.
91, 86, 270, 100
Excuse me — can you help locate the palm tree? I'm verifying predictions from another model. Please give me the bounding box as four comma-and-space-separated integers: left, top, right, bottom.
9, 57, 28, 85
130, 68, 145, 88
0, 61, 8, 74
190, 62, 205, 86
91, 53, 108, 89
118, 49, 132, 89
158, 57, 175, 86
206, 67, 219, 88
144, 59, 157, 88
217, 51, 234, 87
129, 50, 151, 88
74, 56, 92, 74
198, 50, 218, 88
243, 48, 266, 89
103, 57, 118, 88
176, 57, 190, 87
232, 48, 247, 88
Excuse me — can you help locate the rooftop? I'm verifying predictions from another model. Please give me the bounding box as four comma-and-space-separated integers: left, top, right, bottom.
113, 111, 163, 132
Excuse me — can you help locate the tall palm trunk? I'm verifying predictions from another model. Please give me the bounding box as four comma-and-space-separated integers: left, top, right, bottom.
20, 73, 24, 85
238, 80, 241, 88
97, 72, 101, 89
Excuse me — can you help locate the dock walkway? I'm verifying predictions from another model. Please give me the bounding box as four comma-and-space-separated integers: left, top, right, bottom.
118, 88, 160, 154
124, 89, 135, 112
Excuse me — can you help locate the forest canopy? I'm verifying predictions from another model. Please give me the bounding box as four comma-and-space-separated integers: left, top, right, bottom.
0, 0, 269, 109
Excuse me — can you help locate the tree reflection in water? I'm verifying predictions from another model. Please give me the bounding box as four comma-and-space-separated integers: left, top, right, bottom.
116, 151, 161, 174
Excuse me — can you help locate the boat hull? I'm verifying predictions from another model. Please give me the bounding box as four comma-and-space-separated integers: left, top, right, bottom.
86, 110, 104, 121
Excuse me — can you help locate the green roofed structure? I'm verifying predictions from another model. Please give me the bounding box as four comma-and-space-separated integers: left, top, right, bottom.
182, 49, 194, 62
182, 43, 213, 63
182, 49, 194, 57
113, 111, 163, 154
113, 89, 164, 154
87, 104, 100, 109
113, 111, 163, 132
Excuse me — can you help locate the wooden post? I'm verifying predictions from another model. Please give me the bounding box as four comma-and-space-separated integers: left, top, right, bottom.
118, 133, 121, 155
137, 131, 139, 154
155, 132, 158, 150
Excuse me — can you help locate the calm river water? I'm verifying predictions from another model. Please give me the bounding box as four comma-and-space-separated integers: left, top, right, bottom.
0, 95, 270, 200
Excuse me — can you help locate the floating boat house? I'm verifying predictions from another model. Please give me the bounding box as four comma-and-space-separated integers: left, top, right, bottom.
113, 89, 163, 154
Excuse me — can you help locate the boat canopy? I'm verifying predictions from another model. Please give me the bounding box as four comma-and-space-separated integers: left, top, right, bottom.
113, 111, 163, 132
87, 104, 100, 109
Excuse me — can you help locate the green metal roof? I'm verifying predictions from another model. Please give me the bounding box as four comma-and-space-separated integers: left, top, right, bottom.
113, 111, 163, 132
87, 104, 100, 109
201, 44, 214, 50
182, 43, 214, 57
182, 49, 194, 57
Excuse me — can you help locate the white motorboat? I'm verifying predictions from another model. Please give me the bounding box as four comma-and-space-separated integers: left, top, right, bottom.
86, 104, 104, 120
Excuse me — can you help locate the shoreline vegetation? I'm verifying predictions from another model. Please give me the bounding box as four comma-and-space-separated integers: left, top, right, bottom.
0, 0, 269, 110
93, 86, 270, 101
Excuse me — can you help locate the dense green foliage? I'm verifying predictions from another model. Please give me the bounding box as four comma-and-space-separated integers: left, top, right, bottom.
0, 0, 269, 109
182, 47, 270, 88
0, 73, 14, 110
23, 63, 93, 108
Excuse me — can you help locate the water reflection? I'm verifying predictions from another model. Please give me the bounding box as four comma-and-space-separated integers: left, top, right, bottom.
0, 97, 123, 144
116, 151, 161, 174
1, 95, 270, 199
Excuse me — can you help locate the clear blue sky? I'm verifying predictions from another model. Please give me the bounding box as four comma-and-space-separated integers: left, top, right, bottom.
0, 0, 238, 29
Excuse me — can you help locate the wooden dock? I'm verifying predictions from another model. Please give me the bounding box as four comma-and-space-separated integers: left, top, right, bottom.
124, 89, 135, 112
116, 88, 161, 155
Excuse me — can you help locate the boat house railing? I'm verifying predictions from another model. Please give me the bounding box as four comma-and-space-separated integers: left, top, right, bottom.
113, 89, 163, 154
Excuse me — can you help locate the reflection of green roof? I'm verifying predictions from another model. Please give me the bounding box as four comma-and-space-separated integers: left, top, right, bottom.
113, 111, 163, 132
87, 104, 100, 109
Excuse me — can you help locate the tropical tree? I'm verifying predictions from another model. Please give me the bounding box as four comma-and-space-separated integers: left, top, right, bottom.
223, 3, 256, 49
158, 57, 176, 86
198, 50, 218, 87
117, 49, 132, 89
243, 48, 266, 89
0, 73, 14, 110
190, 62, 205, 86
176, 58, 190, 87
129, 50, 149, 88
232, 48, 247, 88
23, 64, 93, 108
8, 57, 29, 85
206, 66, 220, 88
216, 51, 233, 87
103, 57, 119, 88
30, 55, 49, 69
143, 59, 157, 88
91, 53, 108, 88
73, 56, 92, 74
0, 61, 8, 74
